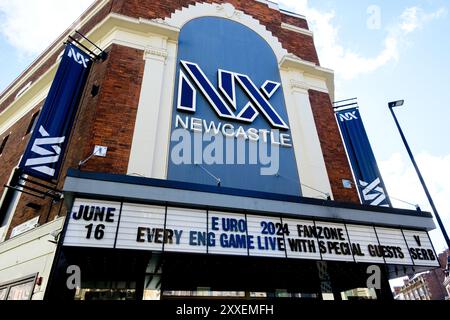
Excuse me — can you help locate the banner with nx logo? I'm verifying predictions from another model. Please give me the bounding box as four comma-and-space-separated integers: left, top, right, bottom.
336, 107, 391, 207
19, 44, 92, 181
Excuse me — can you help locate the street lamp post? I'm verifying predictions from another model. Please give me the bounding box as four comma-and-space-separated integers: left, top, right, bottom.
389, 100, 450, 248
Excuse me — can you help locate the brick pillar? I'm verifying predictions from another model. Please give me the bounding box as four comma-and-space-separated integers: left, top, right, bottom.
308, 90, 360, 203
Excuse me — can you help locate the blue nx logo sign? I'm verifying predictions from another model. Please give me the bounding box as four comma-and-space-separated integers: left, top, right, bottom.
177, 60, 289, 130
168, 17, 301, 196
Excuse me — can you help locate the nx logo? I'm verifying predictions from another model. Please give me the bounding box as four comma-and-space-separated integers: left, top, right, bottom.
177, 60, 289, 130
360, 178, 388, 207
24, 126, 65, 177
68, 47, 90, 69
339, 111, 358, 122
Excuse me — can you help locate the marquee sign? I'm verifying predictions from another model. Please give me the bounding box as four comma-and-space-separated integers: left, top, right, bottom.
63, 199, 439, 267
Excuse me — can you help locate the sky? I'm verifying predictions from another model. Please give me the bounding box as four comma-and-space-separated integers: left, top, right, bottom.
0, 0, 449, 285
276, 0, 450, 253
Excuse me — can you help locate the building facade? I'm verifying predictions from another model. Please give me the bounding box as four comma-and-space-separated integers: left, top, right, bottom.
395, 250, 448, 300
0, 0, 441, 300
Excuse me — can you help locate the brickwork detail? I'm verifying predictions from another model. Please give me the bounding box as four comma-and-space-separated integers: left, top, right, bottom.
308, 90, 360, 203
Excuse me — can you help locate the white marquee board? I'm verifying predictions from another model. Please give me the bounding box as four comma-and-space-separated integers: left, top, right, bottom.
63, 198, 440, 267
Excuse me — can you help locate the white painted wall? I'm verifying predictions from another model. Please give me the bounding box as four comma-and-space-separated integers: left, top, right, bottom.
127, 42, 169, 178
0, 217, 64, 300
127, 37, 178, 180
280, 69, 333, 199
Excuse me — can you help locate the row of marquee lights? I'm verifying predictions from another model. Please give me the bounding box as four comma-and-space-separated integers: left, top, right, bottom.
63, 199, 439, 267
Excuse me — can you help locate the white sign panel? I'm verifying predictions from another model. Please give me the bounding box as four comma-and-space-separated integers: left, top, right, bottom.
346, 224, 385, 264
314, 221, 354, 262
247, 215, 286, 258
283, 218, 321, 260
116, 203, 166, 251
164, 207, 207, 254
64, 198, 120, 249
63, 198, 439, 267
208, 211, 248, 256
11, 216, 39, 238
374, 227, 413, 265
402, 230, 437, 267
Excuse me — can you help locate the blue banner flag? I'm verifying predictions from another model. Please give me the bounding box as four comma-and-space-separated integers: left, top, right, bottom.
336, 107, 391, 207
19, 44, 92, 181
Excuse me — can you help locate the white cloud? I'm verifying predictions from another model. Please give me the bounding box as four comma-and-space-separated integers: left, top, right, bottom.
400, 7, 447, 34
0, 0, 94, 56
278, 1, 446, 80
379, 152, 450, 252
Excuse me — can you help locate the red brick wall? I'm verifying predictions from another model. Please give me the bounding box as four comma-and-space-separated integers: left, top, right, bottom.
113, 0, 319, 64
308, 90, 360, 203
281, 13, 309, 30
425, 269, 447, 300
72, 44, 145, 174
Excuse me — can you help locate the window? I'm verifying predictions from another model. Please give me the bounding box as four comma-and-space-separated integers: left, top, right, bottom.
0, 274, 37, 301
25, 111, 40, 136
0, 288, 7, 300
7, 281, 35, 300
0, 134, 10, 155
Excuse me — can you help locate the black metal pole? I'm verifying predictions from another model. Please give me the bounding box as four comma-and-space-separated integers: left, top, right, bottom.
389, 106, 450, 248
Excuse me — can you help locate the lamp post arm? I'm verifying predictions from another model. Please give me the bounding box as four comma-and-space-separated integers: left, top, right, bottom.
389, 107, 450, 248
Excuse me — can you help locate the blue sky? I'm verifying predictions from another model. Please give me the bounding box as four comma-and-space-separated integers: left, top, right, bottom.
278, 0, 450, 255
280, 0, 450, 159
0, 0, 448, 255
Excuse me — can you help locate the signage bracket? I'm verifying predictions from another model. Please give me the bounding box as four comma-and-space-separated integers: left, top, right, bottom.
333, 97, 358, 112
67, 31, 108, 61
5, 171, 62, 201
